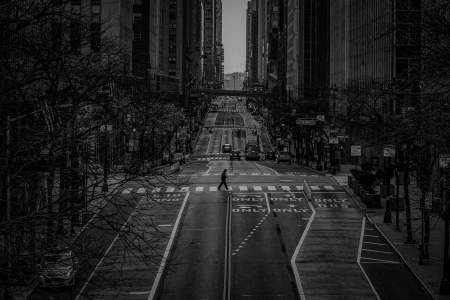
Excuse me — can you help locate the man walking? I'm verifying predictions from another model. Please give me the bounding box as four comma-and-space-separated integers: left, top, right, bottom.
218, 169, 229, 191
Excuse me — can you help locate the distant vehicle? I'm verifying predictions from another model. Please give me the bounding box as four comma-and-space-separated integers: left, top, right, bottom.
265, 151, 276, 160
245, 149, 260, 161
38, 248, 79, 287
276, 151, 293, 164
230, 150, 241, 160
222, 144, 232, 153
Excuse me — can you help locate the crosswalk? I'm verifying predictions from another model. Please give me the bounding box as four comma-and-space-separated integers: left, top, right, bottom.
121, 184, 343, 194
180, 172, 319, 177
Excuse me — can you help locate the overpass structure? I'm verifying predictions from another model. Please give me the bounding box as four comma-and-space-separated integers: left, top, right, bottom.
191, 88, 268, 97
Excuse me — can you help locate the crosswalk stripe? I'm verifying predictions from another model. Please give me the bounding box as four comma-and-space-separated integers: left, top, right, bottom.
166, 187, 175, 193
239, 186, 248, 191
152, 187, 161, 193
254, 186, 262, 191
263, 173, 271, 175
324, 185, 335, 190
195, 186, 204, 192
180, 187, 190, 192
268, 186, 276, 191
251, 173, 259, 175
310, 186, 320, 190
296, 186, 304, 190
137, 187, 146, 194
281, 186, 290, 191
209, 186, 217, 192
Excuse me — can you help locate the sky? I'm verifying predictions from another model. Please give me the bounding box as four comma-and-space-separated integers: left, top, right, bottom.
222, 0, 247, 74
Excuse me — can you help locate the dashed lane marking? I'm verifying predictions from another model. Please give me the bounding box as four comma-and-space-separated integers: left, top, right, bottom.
195, 187, 204, 192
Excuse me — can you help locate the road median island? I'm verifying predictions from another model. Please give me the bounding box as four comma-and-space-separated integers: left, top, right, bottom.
293, 186, 377, 299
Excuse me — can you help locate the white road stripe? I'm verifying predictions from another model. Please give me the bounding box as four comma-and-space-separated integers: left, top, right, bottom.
148, 192, 190, 299
195, 186, 204, 192
166, 187, 175, 193
239, 186, 248, 191
362, 249, 393, 254
268, 186, 276, 191
180, 187, 190, 192
360, 257, 401, 264
291, 191, 316, 300
324, 185, 335, 190
310, 186, 320, 190
296, 186, 304, 191
357, 217, 381, 300
365, 234, 382, 238
137, 188, 146, 194
152, 187, 161, 193
254, 186, 262, 191
282, 186, 290, 191
122, 188, 132, 194
364, 241, 386, 246
209, 186, 218, 192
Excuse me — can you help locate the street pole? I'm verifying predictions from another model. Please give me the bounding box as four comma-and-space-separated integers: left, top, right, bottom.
102, 124, 108, 192
5, 115, 11, 283
441, 166, 450, 294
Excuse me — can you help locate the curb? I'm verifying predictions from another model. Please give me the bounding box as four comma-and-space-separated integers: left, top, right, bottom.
366, 215, 437, 300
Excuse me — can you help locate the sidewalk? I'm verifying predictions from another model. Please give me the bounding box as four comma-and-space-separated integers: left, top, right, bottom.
340, 168, 448, 300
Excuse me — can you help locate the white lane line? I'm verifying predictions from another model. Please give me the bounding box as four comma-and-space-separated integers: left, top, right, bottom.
264, 193, 271, 213
195, 186, 204, 192
268, 186, 276, 191
157, 224, 173, 227
360, 257, 401, 264
148, 192, 190, 300
130, 291, 150, 295
137, 187, 146, 194
75, 198, 144, 300
263, 173, 271, 176
290, 190, 316, 300
365, 234, 382, 238
254, 186, 262, 191
362, 249, 393, 254
357, 217, 381, 300
251, 173, 259, 175
364, 241, 386, 246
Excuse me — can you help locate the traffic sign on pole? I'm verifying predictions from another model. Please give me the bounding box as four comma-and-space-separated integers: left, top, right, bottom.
351, 145, 361, 157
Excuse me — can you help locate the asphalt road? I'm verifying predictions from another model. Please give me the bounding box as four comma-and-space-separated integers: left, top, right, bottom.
32, 96, 434, 299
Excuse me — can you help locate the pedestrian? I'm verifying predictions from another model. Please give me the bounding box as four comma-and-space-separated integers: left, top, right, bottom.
218, 169, 229, 191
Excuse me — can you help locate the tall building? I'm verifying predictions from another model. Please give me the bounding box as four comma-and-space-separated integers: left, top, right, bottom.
257, 0, 268, 86
330, 0, 421, 115
215, 0, 224, 89
286, 0, 300, 101
245, 0, 258, 89
132, 0, 160, 90
158, 0, 184, 95
201, 0, 216, 88
182, 0, 203, 92
266, 0, 287, 96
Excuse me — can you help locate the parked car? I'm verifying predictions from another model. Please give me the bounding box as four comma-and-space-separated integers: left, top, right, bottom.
38, 248, 79, 288
245, 150, 260, 161
276, 151, 293, 164
265, 151, 276, 160
230, 150, 241, 160
222, 144, 232, 153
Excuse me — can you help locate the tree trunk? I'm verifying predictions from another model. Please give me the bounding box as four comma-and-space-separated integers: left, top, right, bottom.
404, 165, 415, 243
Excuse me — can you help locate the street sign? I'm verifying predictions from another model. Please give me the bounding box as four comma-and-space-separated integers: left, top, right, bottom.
383, 145, 395, 157
351, 145, 361, 157
440, 154, 450, 168
296, 118, 317, 126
